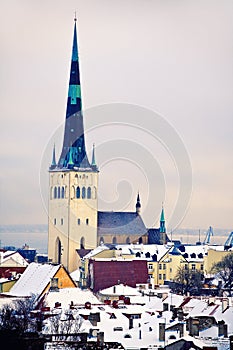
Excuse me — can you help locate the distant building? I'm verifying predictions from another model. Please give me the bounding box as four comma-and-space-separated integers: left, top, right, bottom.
0, 249, 28, 278
17, 243, 37, 263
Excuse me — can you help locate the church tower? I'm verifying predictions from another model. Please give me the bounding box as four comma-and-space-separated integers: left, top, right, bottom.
48, 19, 98, 272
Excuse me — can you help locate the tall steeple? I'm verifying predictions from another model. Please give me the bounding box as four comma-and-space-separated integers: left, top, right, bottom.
56, 18, 94, 170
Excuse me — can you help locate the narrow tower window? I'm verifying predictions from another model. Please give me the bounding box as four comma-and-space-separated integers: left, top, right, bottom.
86, 218, 89, 225
82, 187, 86, 199
87, 187, 91, 199
57, 187, 61, 198
61, 186, 65, 198
80, 237, 85, 249
54, 187, 57, 199
76, 186, 80, 198
77, 218, 80, 225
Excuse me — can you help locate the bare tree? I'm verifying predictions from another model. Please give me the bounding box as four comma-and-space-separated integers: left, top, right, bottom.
211, 253, 233, 296
173, 266, 203, 295
0, 294, 37, 335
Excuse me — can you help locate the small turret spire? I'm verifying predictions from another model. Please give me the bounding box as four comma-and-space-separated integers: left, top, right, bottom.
50, 144, 57, 170
160, 204, 166, 233
91, 143, 98, 170
136, 192, 141, 214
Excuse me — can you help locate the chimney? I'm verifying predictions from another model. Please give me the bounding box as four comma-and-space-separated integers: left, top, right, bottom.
50, 277, 59, 292
218, 321, 228, 337
159, 323, 165, 341
189, 318, 199, 336
129, 318, 133, 329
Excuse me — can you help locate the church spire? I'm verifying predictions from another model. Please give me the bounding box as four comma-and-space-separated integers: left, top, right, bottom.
56, 19, 95, 171
136, 192, 141, 214
50, 144, 57, 170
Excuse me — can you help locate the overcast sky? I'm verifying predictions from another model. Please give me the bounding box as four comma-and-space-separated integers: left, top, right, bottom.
0, 0, 232, 231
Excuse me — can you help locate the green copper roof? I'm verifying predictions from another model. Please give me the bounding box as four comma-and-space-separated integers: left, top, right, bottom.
160, 207, 165, 222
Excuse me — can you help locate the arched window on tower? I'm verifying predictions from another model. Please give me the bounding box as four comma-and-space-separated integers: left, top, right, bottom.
54, 187, 57, 199
61, 186, 65, 198
126, 237, 130, 244
57, 187, 61, 199
80, 237, 85, 249
87, 187, 91, 199
76, 186, 80, 198
82, 187, 86, 199
112, 237, 117, 244
93, 186, 97, 199
55, 237, 62, 264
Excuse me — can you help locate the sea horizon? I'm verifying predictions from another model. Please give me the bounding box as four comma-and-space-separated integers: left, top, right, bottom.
0, 224, 231, 255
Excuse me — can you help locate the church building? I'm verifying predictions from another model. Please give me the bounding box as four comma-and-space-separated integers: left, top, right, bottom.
48, 20, 167, 272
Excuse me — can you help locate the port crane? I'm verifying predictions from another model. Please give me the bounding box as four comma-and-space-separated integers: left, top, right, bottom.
224, 231, 233, 250
203, 226, 214, 244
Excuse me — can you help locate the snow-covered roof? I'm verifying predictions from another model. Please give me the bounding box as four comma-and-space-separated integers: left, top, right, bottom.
99, 284, 141, 297
44, 287, 100, 309
0, 250, 29, 267
116, 244, 171, 261
82, 245, 109, 259
8, 262, 60, 297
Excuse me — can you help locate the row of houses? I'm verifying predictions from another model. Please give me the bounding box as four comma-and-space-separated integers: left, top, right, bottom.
0, 261, 232, 350
1, 242, 232, 295
77, 242, 233, 291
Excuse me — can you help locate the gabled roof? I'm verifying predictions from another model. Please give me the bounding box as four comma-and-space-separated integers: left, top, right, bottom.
9, 262, 61, 297
97, 211, 147, 236
0, 250, 29, 267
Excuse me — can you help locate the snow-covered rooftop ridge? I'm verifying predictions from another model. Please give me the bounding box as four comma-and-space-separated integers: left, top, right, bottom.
9, 262, 60, 297
99, 283, 141, 296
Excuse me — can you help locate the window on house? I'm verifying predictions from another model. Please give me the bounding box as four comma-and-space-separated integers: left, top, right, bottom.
185, 264, 188, 270
159, 264, 162, 269
191, 264, 196, 271
163, 263, 166, 269
200, 264, 204, 271
163, 274, 166, 280
159, 274, 162, 280
170, 268, 172, 273
54, 218, 56, 225
61, 218, 63, 225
